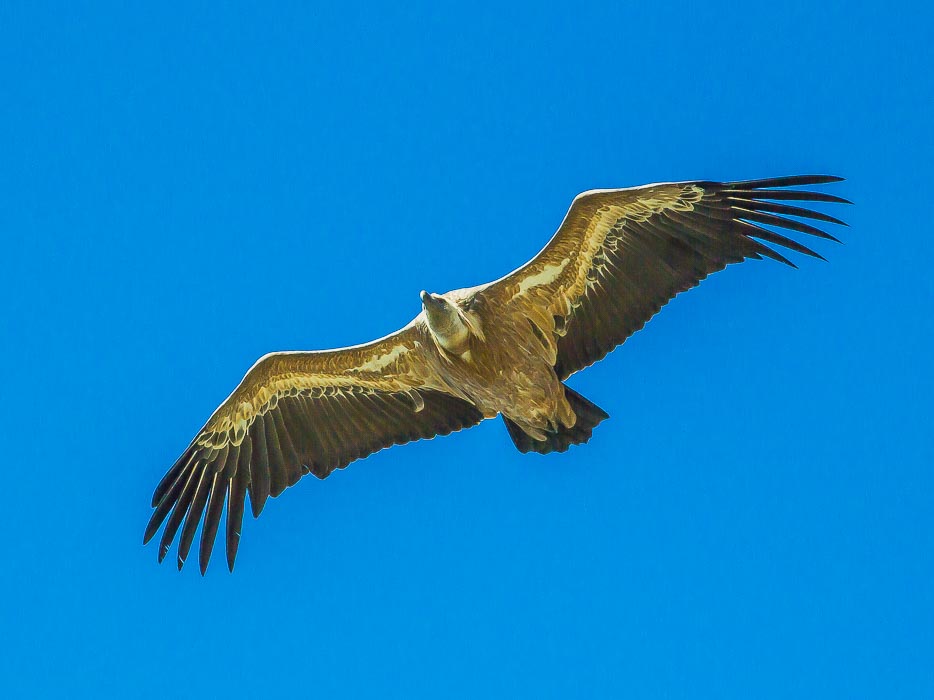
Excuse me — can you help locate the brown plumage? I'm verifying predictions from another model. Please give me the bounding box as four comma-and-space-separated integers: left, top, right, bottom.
145, 174, 849, 573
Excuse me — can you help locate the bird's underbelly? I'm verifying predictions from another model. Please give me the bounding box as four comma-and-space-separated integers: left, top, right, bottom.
449, 356, 565, 429
429, 310, 571, 433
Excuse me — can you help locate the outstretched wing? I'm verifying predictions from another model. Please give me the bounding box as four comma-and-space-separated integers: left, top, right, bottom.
144, 321, 483, 574
480, 175, 849, 379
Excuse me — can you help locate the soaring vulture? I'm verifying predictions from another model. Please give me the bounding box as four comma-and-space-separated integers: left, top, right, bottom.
145, 174, 848, 573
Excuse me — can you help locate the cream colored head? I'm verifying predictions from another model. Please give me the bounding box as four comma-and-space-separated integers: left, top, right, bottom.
420, 290, 471, 354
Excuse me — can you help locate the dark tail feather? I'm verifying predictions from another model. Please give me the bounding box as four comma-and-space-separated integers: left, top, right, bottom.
503, 385, 609, 455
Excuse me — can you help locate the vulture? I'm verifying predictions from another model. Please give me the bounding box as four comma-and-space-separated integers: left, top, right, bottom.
145, 174, 848, 574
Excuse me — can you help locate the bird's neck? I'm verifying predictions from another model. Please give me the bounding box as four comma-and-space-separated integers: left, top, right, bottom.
430, 317, 470, 355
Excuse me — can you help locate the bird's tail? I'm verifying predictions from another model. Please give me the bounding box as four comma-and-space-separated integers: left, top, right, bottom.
502, 385, 609, 455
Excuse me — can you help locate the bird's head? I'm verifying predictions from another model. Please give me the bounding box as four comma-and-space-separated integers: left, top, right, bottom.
420, 290, 475, 354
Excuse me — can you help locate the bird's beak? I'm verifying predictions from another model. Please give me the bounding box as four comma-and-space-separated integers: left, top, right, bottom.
420, 290, 440, 309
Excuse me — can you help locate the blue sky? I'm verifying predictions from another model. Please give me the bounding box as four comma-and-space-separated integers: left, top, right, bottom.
2, 2, 931, 698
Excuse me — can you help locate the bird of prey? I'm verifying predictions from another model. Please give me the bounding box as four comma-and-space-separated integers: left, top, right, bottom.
145, 174, 848, 574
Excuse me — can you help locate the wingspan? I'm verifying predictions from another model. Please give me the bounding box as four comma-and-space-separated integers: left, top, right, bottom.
479, 175, 849, 379
144, 321, 484, 574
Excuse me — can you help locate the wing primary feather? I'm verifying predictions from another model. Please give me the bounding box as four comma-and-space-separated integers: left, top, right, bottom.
157, 462, 202, 563
674, 211, 796, 267
723, 174, 844, 189
226, 435, 251, 572
199, 472, 227, 575
658, 211, 750, 266
249, 415, 271, 518
151, 445, 196, 508
722, 188, 852, 204
262, 412, 288, 497
754, 245, 796, 267
211, 443, 230, 480
226, 475, 245, 572
235, 433, 251, 490
735, 220, 825, 260
222, 443, 240, 479
732, 207, 841, 242
725, 198, 849, 227
177, 467, 211, 570
144, 460, 192, 545
279, 399, 312, 460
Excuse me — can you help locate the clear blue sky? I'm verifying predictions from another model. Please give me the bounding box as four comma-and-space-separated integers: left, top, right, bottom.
2, 2, 931, 698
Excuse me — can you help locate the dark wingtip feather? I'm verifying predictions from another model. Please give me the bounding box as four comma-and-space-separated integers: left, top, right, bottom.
151, 445, 195, 507
176, 472, 210, 571
733, 206, 842, 243
157, 468, 201, 563
143, 512, 163, 546
249, 417, 271, 518
146, 454, 203, 551
727, 174, 845, 190
740, 221, 824, 260
718, 176, 848, 266
729, 198, 849, 228
752, 241, 797, 268
226, 467, 247, 572
728, 188, 852, 205
198, 475, 227, 575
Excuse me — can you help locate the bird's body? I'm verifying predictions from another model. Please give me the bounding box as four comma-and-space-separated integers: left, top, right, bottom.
422, 289, 576, 438
145, 174, 849, 573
